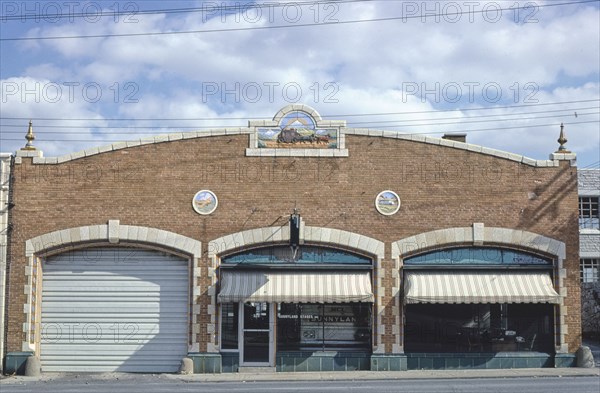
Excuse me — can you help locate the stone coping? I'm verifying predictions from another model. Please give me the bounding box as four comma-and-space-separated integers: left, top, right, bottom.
14, 127, 571, 167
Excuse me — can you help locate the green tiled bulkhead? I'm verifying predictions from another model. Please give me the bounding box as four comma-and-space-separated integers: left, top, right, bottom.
276, 351, 371, 372
188, 353, 222, 373
405, 352, 563, 370
213, 352, 576, 373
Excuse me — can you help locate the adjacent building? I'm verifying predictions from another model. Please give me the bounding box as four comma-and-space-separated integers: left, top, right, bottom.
1, 106, 583, 373
578, 169, 600, 283
578, 168, 600, 339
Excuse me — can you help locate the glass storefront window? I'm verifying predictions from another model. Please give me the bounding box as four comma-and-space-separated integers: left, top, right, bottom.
244, 302, 269, 329
221, 303, 238, 350
242, 303, 271, 363
404, 303, 554, 353
277, 303, 371, 351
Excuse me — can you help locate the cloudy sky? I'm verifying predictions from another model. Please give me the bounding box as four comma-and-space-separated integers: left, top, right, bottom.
1, 0, 599, 167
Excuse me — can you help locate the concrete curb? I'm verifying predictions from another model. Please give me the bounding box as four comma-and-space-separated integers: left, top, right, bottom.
162, 368, 600, 383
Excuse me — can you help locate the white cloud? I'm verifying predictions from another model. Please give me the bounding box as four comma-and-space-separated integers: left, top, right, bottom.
0, 76, 112, 155
1, 1, 598, 166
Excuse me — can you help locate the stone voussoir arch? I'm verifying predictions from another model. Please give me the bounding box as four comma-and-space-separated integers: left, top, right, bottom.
391, 225, 566, 261
390, 224, 569, 354
22, 220, 202, 353
207, 224, 388, 353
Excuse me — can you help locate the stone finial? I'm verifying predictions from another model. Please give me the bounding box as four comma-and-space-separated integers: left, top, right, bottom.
556, 123, 570, 153
21, 120, 36, 150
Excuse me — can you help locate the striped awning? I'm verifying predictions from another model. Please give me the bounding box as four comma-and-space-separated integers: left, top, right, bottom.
404, 272, 561, 304
218, 271, 373, 303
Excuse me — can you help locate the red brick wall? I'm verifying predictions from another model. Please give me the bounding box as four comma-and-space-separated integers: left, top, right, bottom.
6, 135, 581, 353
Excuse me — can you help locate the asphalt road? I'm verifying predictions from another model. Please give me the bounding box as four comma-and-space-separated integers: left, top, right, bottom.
1, 376, 599, 393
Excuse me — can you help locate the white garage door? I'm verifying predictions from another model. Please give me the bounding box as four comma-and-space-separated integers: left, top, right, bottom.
41, 247, 189, 372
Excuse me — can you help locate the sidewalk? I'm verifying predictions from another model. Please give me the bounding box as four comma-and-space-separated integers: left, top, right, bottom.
1, 367, 598, 384
170, 340, 600, 382
2, 342, 599, 384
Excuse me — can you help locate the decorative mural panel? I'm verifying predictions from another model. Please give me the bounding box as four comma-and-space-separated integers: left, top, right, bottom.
192, 190, 218, 215
257, 110, 338, 149
375, 190, 400, 215
246, 104, 348, 157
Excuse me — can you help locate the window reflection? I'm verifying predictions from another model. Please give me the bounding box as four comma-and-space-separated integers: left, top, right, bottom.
405, 304, 554, 353
244, 302, 270, 329
277, 303, 371, 351
222, 246, 372, 265
221, 303, 238, 350
404, 248, 551, 265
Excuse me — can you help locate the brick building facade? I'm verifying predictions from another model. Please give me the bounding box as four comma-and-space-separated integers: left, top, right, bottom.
2, 105, 582, 373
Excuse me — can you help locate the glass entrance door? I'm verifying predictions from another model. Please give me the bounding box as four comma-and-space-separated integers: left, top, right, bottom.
240, 302, 273, 365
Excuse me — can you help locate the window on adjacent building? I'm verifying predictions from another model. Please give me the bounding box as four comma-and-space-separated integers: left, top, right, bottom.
580, 258, 600, 283
579, 197, 600, 229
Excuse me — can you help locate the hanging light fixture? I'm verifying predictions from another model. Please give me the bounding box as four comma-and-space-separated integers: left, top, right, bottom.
290, 208, 301, 260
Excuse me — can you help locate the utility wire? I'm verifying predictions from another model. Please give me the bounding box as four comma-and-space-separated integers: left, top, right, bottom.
581, 161, 600, 168
2, 99, 598, 122
347, 107, 598, 126
2, 105, 596, 126
2, 120, 598, 142
0, 0, 369, 22
330, 99, 600, 118
1, 0, 597, 41
347, 111, 599, 128
2, 109, 598, 133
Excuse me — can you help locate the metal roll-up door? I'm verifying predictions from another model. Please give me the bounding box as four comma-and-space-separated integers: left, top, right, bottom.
40, 247, 189, 372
